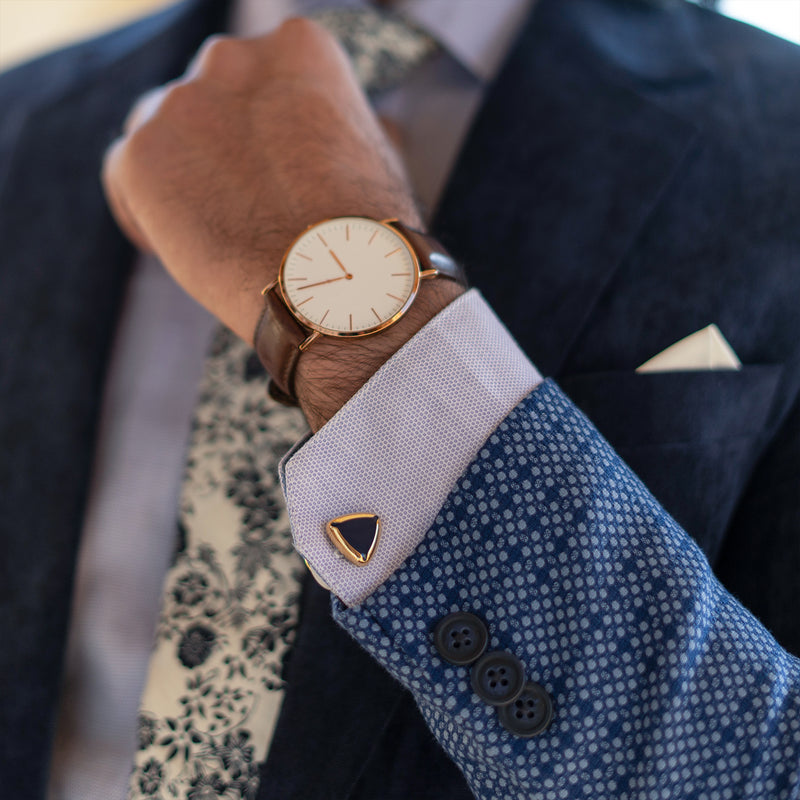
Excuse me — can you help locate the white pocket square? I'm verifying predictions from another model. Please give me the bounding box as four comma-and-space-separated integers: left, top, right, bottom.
636, 324, 742, 373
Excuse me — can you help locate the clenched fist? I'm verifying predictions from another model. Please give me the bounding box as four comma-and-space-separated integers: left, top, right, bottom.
102, 18, 421, 346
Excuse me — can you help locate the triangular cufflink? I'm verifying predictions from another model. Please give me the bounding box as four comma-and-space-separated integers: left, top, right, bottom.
326, 514, 380, 566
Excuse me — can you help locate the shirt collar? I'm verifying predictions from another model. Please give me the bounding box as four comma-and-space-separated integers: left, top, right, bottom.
232, 0, 535, 84
395, 0, 535, 83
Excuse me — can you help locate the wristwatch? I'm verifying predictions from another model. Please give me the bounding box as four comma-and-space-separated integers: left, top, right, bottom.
254, 216, 465, 405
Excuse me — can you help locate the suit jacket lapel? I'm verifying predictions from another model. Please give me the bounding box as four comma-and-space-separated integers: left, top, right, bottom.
432, 0, 699, 377
0, 1, 229, 793
257, 577, 406, 799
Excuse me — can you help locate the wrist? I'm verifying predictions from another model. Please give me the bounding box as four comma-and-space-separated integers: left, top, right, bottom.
295, 278, 465, 431
253, 211, 465, 430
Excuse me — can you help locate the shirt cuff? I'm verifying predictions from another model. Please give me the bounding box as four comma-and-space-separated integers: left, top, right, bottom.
279, 288, 542, 606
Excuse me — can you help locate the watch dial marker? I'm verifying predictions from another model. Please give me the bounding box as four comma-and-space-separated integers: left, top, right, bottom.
391, 273, 411, 276
384, 247, 402, 258
317, 233, 328, 246
368, 231, 378, 245
349, 314, 353, 331
297, 296, 314, 306
386, 293, 403, 302
320, 309, 330, 325
346, 224, 350, 241
288, 277, 307, 281
297, 253, 312, 261
371, 307, 381, 322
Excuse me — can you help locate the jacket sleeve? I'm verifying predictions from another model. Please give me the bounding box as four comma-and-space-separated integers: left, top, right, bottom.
331, 380, 800, 799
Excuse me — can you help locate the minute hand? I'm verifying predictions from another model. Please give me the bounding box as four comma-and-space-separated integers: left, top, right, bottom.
295, 275, 347, 290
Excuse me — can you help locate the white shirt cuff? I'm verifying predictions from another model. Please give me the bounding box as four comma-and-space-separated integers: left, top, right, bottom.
279, 289, 542, 606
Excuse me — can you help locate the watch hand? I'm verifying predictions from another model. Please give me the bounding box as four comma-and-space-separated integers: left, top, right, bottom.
295, 275, 347, 290
329, 249, 353, 279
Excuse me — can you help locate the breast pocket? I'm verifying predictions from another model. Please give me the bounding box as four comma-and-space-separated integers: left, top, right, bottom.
557, 365, 783, 564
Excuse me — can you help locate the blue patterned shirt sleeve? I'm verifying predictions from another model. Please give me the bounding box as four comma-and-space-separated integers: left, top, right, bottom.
333, 380, 800, 799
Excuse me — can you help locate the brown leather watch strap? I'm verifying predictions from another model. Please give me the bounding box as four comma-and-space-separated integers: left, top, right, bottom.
253, 284, 307, 405
391, 221, 465, 283
254, 220, 466, 407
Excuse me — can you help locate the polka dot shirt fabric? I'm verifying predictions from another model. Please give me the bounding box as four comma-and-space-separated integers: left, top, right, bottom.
333, 381, 800, 799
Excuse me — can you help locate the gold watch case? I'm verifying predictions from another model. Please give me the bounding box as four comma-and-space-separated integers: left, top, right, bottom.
262, 217, 439, 351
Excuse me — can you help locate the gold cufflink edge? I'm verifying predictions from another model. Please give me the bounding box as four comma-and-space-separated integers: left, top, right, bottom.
326, 513, 381, 566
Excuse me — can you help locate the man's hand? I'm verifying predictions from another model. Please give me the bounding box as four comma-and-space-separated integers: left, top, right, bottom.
102, 18, 422, 346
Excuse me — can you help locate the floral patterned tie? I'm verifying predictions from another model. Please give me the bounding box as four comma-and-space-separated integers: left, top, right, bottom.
312, 6, 437, 93
128, 329, 307, 799
127, 9, 439, 800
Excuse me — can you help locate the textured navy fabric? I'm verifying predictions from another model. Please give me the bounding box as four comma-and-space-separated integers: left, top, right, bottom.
2, 0, 800, 796
258, 572, 472, 800
334, 382, 800, 798
0, 2, 229, 795
434, 0, 800, 655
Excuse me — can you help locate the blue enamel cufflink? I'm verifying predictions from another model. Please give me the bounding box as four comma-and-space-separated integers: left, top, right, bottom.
326, 513, 380, 565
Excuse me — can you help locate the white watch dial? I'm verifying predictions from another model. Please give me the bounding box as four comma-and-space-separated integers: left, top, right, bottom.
280, 217, 420, 336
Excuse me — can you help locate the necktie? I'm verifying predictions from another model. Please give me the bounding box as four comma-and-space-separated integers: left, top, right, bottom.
128, 10, 439, 800
311, 6, 438, 93
128, 330, 307, 800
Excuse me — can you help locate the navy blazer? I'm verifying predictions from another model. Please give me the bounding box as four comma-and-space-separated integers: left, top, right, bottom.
1, 0, 799, 797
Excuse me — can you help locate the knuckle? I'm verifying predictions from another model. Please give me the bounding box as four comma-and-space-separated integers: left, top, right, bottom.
123, 120, 161, 168
193, 34, 253, 84
196, 34, 234, 66
278, 16, 331, 45
100, 137, 125, 187
279, 16, 314, 34
157, 81, 201, 120
269, 17, 349, 80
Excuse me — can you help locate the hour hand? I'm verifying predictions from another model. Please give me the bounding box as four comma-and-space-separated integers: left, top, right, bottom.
329, 249, 353, 278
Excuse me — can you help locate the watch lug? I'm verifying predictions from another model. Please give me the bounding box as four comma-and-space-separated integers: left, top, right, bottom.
299, 330, 321, 351
420, 268, 440, 279
261, 278, 278, 296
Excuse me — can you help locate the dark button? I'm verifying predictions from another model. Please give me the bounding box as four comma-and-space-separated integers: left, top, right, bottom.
497, 681, 553, 737
470, 651, 526, 706
433, 612, 489, 666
